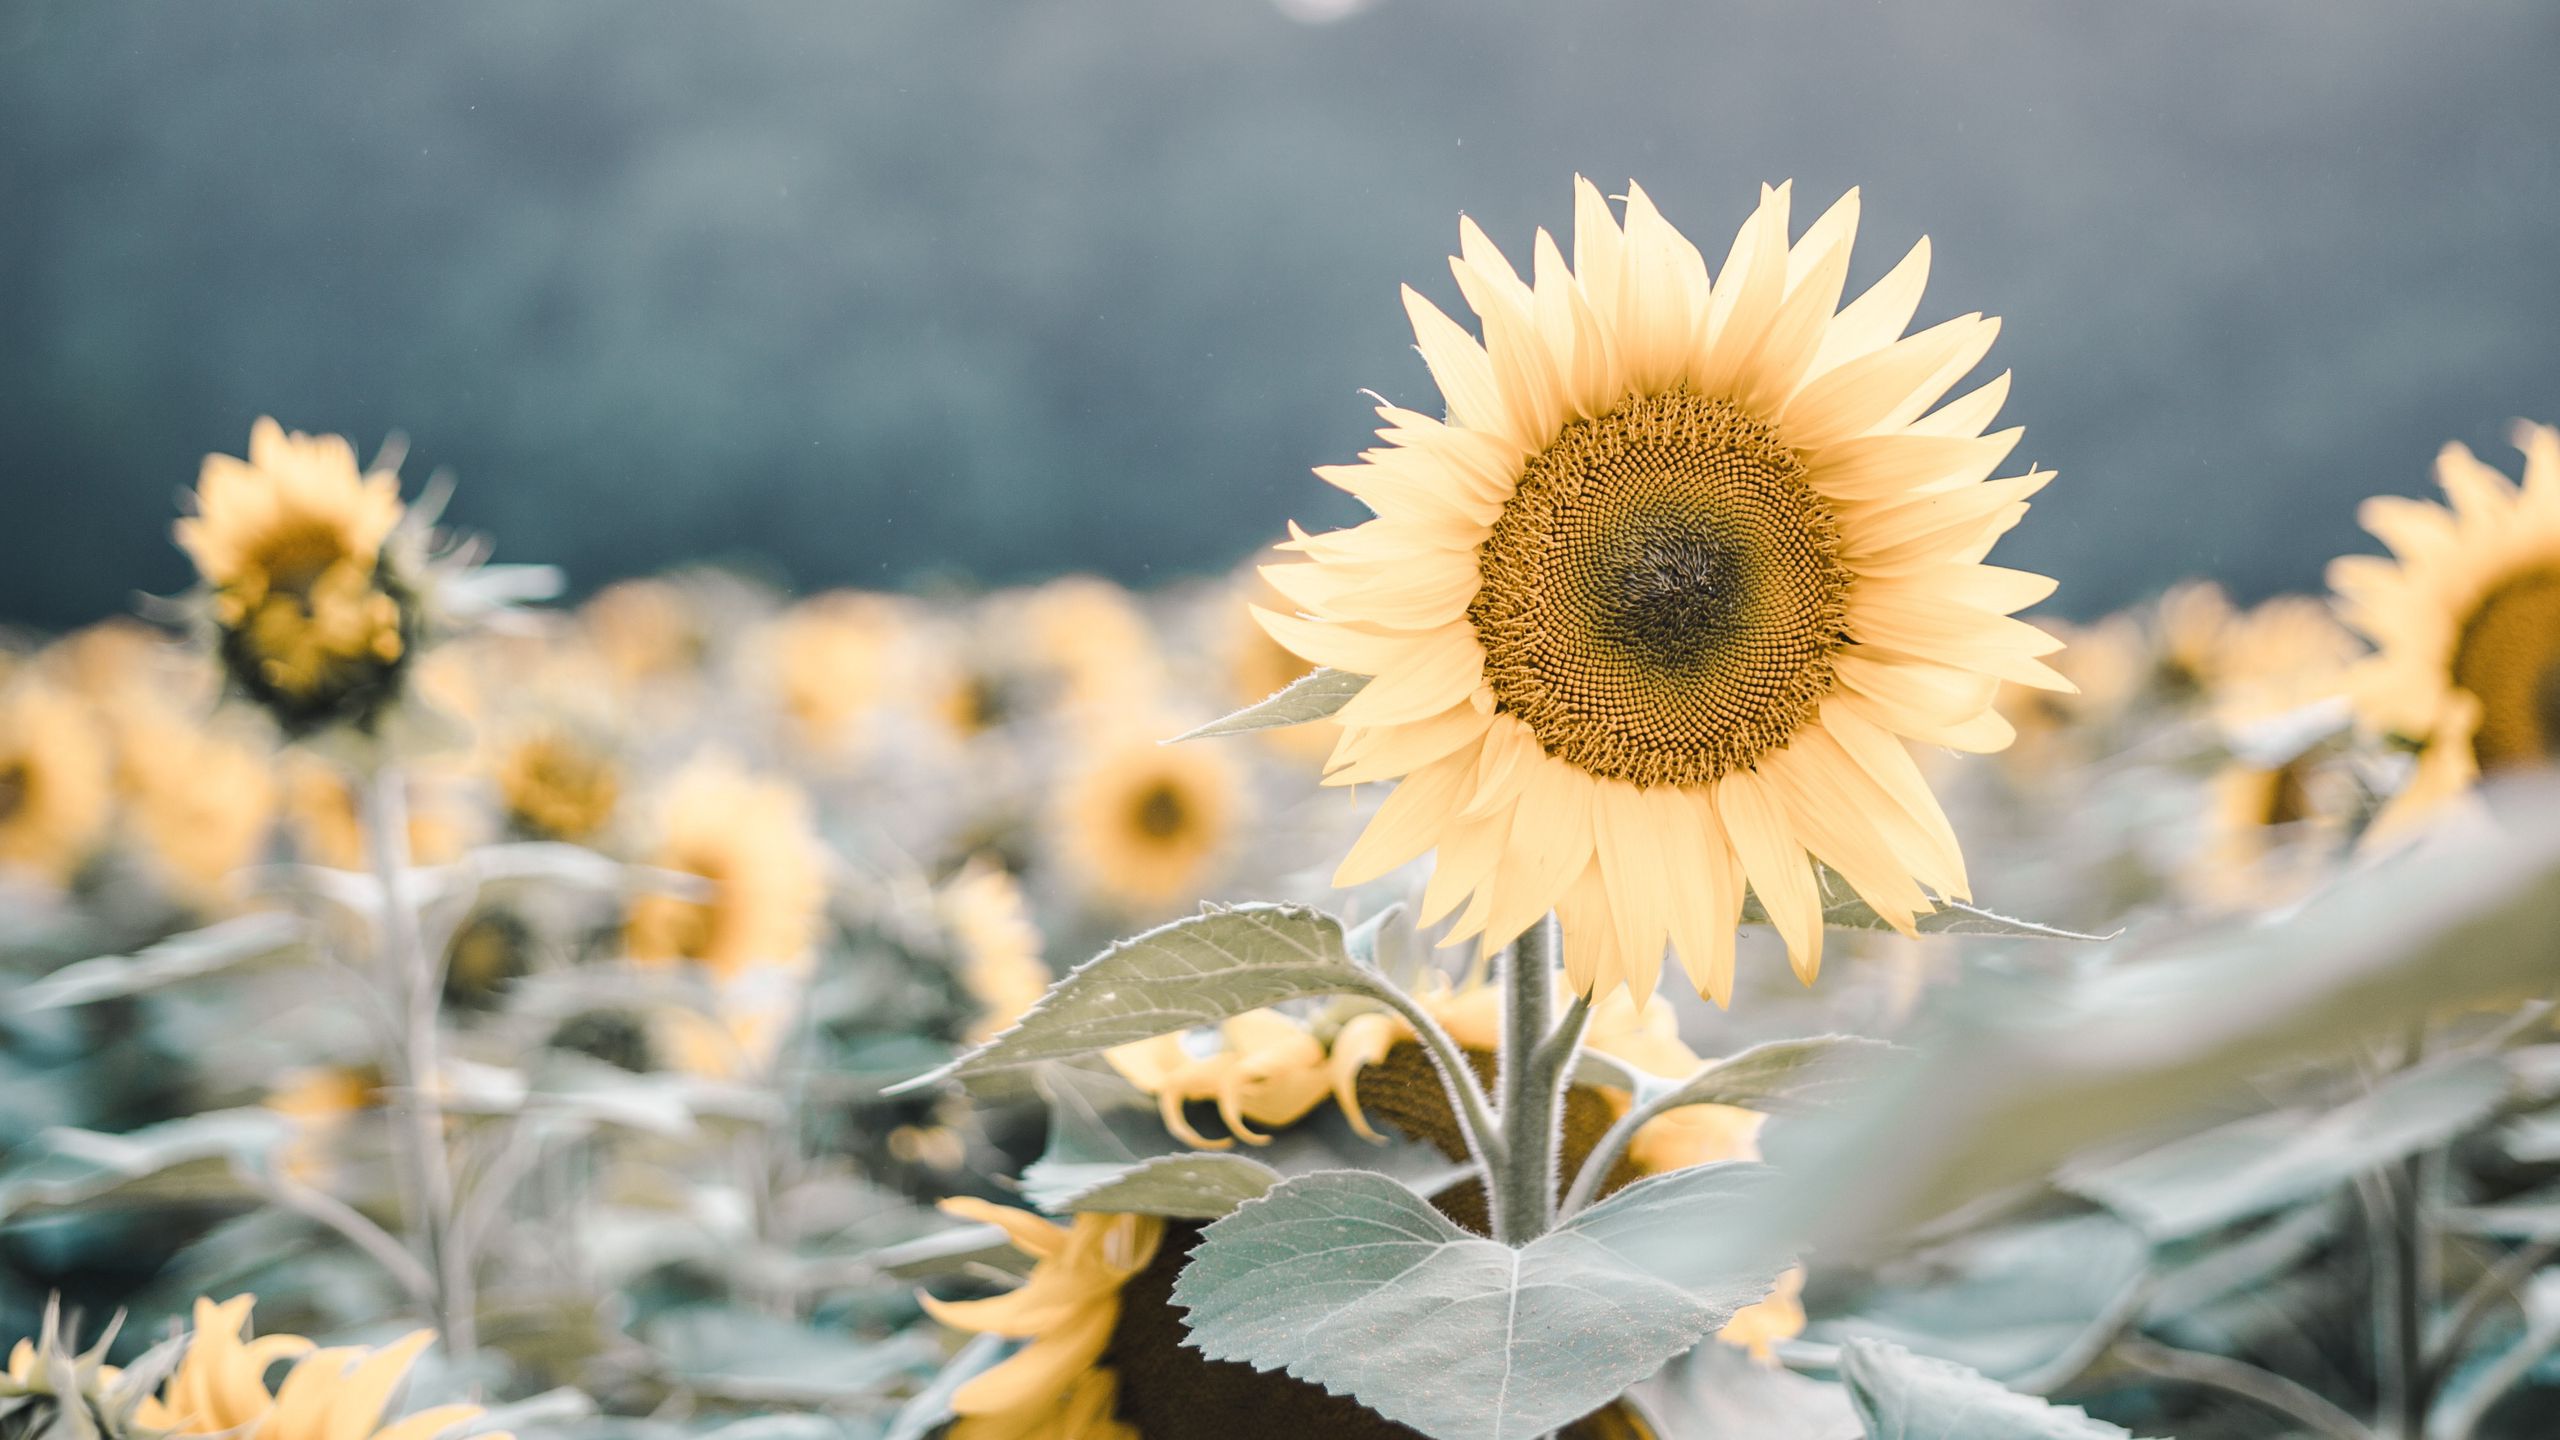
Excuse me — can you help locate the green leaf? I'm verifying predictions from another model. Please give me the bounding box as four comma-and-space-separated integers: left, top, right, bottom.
0, 1110, 288, 1220
856, 1224, 1036, 1283
1760, 783, 2560, 1248
2058, 1053, 2514, 1240
11, 913, 308, 1010
902, 904, 1393, 1088
1811, 1212, 2149, 1391
1628, 1034, 1898, 1113
1841, 1339, 2147, 1439
1633, 1343, 1858, 1440
1743, 881, 2110, 941
1175, 1166, 1790, 1440
1170, 668, 1367, 740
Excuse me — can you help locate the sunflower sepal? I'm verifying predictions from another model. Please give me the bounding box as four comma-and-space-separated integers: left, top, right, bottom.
1, 1302, 186, 1440
1168, 667, 1369, 742
1172, 1164, 1797, 1440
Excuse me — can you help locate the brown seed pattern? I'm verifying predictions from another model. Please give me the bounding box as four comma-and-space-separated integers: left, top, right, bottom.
2451, 564, 2560, 772
1470, 390, 1852, 788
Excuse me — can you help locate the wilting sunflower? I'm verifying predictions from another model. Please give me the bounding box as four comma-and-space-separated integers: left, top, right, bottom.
939, 859, 1053, 1041
0, 680, 112, 889
1054, 731, 1243, 912
176, 419, 413, 734
624, 754, 826, 978
2329, 423, 2560, 839
155, 1295, 498, 1440
1257, 179, 2063, 1003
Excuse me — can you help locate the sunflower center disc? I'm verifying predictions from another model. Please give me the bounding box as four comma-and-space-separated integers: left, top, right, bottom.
1470, 390, 1852, 788
2452, 565, 2560, 771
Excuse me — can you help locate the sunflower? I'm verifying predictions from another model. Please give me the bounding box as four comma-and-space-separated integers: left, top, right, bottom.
1017, 578, 1164, 716
1105, 1009, 1364, 1149
580, 578, 708, 691
2188, 596, 2361, 908
3, 1303, 181, 1439
0, 681, 112, 889
115, 703, 278, 910
493, 727, 621, 844
265, 1066, 381, 1186
939, 859, 1053, 1042
176, 419, 412, 733
623, 754, 826, 979
1257, 180, 2063, 1004
925, 1201, 1658, 1439
1053, 731, 1243, 913
2329, 424, 2560, 839
765, 590, 910, 752
920, 1199, 1164, 1440
155, 1296, 498, 1440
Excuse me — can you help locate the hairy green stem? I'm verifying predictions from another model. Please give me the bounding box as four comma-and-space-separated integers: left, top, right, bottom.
367, 765, 478, 1360
1494, 917, 1581, 1246
1372, 985, 1506, 1193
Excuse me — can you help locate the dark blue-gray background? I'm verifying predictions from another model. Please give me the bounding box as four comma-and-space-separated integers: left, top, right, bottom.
3, 1, 2555, 630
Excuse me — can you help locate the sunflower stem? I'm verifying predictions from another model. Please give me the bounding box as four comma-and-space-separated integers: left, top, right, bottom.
1494, 915, 1575, 1246
365, 764, 478, 1361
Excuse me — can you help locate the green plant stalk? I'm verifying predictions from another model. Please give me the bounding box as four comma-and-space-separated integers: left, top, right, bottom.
1493, 916, 1587, 1247
367, 765, 478, 1361
1370, 984, 1506, 1195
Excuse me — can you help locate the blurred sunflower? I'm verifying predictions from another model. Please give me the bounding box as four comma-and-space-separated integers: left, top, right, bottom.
1017, 577, 1164, 718
2189, 596, 2362, 908
493, 727, 621, 844
115, 704, 278, 910
765, 590, 909, 752
156, 1295, 498, 1440
176, 418, 412, 734
580, 578, 708, 692
1054, 732, 1242, 912
922, 1200, 1659, 1438
2329, 423, 2560, 839
3, 1304, 182, 1439
265, 1065, 380, 1186
1258, 179, 2063, 1003
939, 859, 1052, 1041
624, 754, 826, 978
0, 680, 112, 889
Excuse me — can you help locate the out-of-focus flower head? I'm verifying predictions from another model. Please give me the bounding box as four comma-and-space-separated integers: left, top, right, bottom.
280, 756, 471, 871
176, 419, 414, 736
0, 678, 113, 892
624, 753, 826, 979
2329, 423, 2560, 841
1014, 576, 1164, 722
938, 858, 1051, 1042
155, 1295, 500, 1440
1052, 727, 1243, 914
264, 1065, 380, 1187
764, 590, 912, 755
493, 726, 622, 845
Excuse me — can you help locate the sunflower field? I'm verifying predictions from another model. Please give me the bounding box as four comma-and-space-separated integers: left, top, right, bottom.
5, 140, 2560, 1440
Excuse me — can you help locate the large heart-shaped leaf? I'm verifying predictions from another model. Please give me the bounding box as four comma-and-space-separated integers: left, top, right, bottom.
1841, 1339, 2150, 1439
1171, 668, 1367, 740
1175, 1166, 1790, 1440
902, 905, 1391, 1088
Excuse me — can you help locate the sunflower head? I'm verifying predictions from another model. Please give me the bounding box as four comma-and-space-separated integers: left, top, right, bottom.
939, 859, 1051, 1042
494, 727, 621, 844
623, 755, 826, 978
2, 1302, 181, 1440
0, 681, 112, 890
1260, 180, 2062, 1004
919, 1199, 1163, 1440
2329, 423, 2560, 837
766, 590, 910, 751
113, 703, 278, 911
156, 1296, 500, 1440
176, 419, 414, 735
1054, 732, 1243, 913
